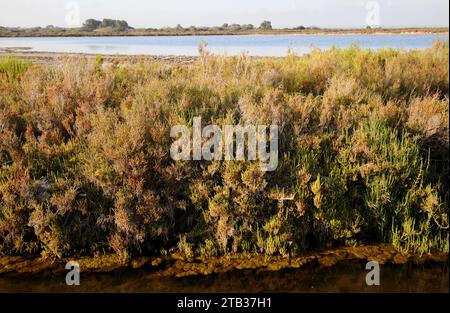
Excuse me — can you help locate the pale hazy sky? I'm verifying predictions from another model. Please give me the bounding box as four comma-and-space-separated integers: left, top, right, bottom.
1, 0, 449, 28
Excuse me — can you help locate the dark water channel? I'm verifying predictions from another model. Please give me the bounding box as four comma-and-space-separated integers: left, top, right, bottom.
0, 261, 447, 293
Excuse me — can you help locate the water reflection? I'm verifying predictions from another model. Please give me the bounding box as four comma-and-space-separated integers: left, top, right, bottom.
1, 262, 447, 293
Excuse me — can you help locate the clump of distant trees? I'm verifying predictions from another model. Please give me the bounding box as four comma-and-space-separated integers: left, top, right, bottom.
150, 21, 297, 33
221, 23, 255, 31
259, 20, 273, 30
82, 18, 132, 32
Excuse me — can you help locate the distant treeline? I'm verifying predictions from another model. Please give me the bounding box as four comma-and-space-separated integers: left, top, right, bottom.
145, 20, 276, 32
0, 19, 448, 37
0, 19, 291, 33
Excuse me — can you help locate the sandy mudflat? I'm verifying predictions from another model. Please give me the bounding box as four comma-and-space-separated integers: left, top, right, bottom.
0, 48, 199, 65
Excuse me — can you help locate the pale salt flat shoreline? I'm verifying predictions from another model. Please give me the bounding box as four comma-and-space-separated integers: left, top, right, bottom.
0, 49, 200, 65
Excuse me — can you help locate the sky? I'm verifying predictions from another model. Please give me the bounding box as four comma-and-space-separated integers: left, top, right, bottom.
0, 0, 449, 28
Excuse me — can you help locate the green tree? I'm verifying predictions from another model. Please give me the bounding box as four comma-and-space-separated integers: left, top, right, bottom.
82, 19, 101, 31
242, 24, 254, 30
114, 20, 129, 31
259, 20, 272, 30
101, 19, 115, 28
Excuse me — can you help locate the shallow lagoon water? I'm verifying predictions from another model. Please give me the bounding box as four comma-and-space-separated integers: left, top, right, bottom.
0, 34, 448, 56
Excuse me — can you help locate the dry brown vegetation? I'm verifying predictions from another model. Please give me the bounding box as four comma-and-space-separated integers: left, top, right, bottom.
0, 42, 448, 261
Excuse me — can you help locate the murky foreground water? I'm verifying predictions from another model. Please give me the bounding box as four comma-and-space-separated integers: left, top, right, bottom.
1, 262, 447, 293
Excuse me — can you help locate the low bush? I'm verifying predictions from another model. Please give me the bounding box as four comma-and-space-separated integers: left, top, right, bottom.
0, 43, 448, 259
